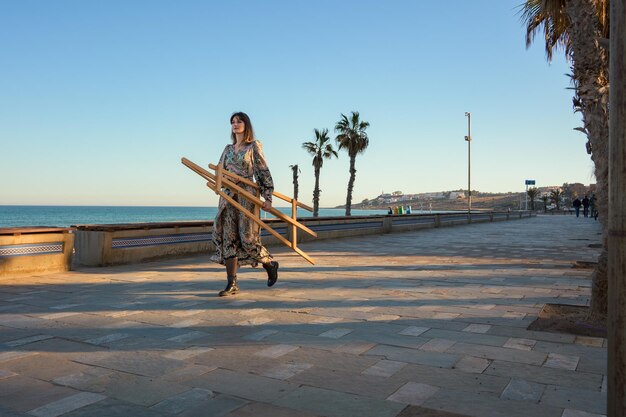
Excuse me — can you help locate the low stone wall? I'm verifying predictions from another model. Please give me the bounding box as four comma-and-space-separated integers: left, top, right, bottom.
72, 211, 533, 267
0, 227, 74, 275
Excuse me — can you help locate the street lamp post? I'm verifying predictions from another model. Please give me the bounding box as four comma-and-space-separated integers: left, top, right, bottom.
464, 112, 472, 217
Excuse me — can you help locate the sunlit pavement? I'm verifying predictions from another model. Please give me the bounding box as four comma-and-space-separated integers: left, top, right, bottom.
0, 215, 606, 417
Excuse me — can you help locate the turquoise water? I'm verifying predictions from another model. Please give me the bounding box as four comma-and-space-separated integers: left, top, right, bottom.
0, 206, 389, 228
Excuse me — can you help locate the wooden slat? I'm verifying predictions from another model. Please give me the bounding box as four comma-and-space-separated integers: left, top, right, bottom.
215, 164, 222, 194
209, 162, 313, 212
183, 157, 315, 264
185, 159, 317, 238
291, 199, 297, 249
205, 182, 292, 248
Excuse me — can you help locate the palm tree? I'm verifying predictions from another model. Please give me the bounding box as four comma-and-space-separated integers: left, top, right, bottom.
550, 188, 563, 211
527, 187, 540, 211
541, 195, 549, 213
335, 112, 370, 216
289, 164, 300, 201
520, 0, 609, 317
302, 129, 338, 217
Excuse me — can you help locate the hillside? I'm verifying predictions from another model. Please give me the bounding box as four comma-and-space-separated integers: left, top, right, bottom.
342, 193, 533, 211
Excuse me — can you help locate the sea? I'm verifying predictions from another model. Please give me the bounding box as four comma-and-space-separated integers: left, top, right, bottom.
0, 205, 390, 228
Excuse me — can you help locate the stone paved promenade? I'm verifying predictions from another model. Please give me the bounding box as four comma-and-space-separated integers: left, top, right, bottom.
0, 215, 607, 417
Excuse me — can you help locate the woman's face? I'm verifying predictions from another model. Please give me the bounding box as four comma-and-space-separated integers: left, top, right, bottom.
231, 116, 245, 135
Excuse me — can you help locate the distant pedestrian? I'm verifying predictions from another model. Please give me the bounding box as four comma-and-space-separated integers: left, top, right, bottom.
582, 195, 590, 218
387, 207, 393, 215
572, 197, 582, 217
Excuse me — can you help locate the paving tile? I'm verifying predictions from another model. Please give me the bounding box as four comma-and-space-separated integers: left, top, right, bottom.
254, 344, 299, 358
162, 347, 214, 360
366, 344, 459, 368
149, 388, 213, 415
462, 324, 491, 334
333, 341, 377, 354
447, 342, 547, 365
4, 335, 54, 347
75, 352, 183, 378
26, 392, 106, 417
387, 382, 439, 405
60, 397, 169, 417
396, 405, 472, 417
453, 356, 491, 374
161, 364, 216, 383
0, 370, 18, 379
274, 385, 406, 417
0, 375, 79, 412
167, 331, 209, 343
84, 333, 130, 346
79, 371, 189, 407
485, 360, 602, 391
540, 386, 606, 415
169, 319, 203, 328
286, 365, 405, 399
318, 328, 353, 339
0, 352, 38, 363
561, 410, 606, 417
184, 368, 298, 403
0, 404, 27, 417
224, 401, 320, 417
421, 329, 509, 347
242, 329, 278, 341
500, 378, 545, 402
543, 353, 580, 371
362, 360, 407, 378
399, 326, 430, 337
419, 338, 456, 352
424, 388, 564, 417
236, 317, 273, 326
261, 363, 312, 380
574, 337, 604, 348
503, 337, 537, 351
280, 347, 379, 373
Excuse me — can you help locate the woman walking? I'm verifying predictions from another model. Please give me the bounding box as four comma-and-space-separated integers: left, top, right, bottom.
211, 112, 279, 296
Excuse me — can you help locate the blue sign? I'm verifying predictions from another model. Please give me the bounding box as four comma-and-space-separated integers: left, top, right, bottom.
525, 180, 536, 185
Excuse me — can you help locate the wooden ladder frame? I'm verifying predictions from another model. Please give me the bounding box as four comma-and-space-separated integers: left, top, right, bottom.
182, 157, 317, 264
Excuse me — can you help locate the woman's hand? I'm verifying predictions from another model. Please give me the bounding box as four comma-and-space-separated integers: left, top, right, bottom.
262, 200, 272, 211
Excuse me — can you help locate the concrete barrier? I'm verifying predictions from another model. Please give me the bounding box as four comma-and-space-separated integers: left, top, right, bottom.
72, 211, 533, 267
0, 227, 74, 275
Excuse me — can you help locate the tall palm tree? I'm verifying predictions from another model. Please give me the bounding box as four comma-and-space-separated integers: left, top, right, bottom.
289, 164, 300, 201
550, 188, 563, 211
302, 129, 338, 217
520, 0, 609, 317
335, 112, 370, 216
527, 187, 540, 211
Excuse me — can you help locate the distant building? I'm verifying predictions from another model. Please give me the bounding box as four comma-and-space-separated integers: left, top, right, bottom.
449, 191, 465, 200
420, 192, 445, 200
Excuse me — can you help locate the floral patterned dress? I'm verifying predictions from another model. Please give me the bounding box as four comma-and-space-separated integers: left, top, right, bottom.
211, 140, 274, 266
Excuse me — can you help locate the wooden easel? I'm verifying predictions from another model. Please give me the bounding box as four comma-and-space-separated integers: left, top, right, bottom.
181, 157, 317, 264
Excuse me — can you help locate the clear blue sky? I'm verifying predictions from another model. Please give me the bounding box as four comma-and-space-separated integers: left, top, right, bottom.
1, 0, 594, 207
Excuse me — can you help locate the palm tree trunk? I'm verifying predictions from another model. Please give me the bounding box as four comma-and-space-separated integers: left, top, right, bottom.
313, 165, 321, 217
345, 155, 356, 216
567, 0, 610, 318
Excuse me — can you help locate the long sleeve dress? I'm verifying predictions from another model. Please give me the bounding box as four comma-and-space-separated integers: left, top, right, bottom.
210, 140, 274, 266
